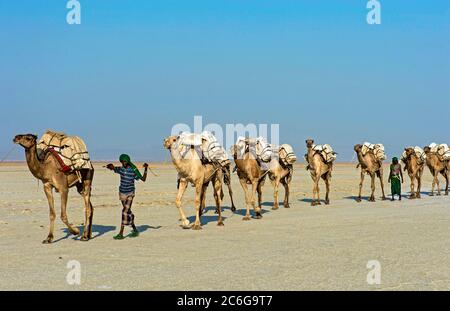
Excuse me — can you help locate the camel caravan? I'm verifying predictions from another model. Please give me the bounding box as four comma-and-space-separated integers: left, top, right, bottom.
11, 130, 450, 242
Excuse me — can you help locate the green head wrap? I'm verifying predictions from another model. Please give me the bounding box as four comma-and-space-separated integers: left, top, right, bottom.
392, 157, 398, 164
119, 154, 143, 179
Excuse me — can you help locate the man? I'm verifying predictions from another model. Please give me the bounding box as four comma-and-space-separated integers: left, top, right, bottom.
388, 157, 403, 201
107, 154, 148, 239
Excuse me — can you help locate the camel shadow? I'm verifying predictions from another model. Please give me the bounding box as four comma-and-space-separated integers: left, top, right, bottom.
136, 224, 161, 232
188, 214, 227, 226
344, 196, 370, 202
299, 198, 331, 205
53, 225, 116, 243
232, 207, 269, 217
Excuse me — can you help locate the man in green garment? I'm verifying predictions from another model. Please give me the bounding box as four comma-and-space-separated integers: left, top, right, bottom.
388, 157, 404, 201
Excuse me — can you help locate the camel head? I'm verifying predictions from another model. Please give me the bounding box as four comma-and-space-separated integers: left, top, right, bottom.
404, 147, 415, 159
163, 135, 178, 150
354, 144, 363, 153
13, 134, 37, 149
305, 139, 314, 148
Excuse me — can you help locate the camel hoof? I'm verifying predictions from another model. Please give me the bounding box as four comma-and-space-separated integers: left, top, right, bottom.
317, 202, 322, 205
192, 224, 202, 230
429, 193, 434, 197
369, 198, 375, 202
231, 206, 236, 212
271, 206, 279, 211
255, 213, 263, 219
217, 221, 224, 226
71, 229, 80, 236
325, 200, 330, 205
356, 198, 362, 203
242, 216, 251, 221
80, 236, 89, 241
284, 203, 290, 208
42, 237, 53, 244
181, 224, 191, 230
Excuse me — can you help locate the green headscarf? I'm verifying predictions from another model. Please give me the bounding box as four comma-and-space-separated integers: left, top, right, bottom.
119, 154, 142, 179
392, 157, 398, 164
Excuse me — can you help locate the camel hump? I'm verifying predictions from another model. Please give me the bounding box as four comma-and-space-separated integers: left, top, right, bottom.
279, 144, 297, 165
38, 130, 92, 171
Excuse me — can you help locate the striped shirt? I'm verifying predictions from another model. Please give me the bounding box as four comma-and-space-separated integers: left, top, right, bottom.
114, 166, 140, 194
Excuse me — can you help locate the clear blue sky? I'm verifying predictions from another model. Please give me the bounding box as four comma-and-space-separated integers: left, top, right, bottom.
0, 0, 449, 162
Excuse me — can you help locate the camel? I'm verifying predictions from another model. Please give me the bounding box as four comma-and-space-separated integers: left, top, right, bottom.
401, 147, 425, 199
267, 156, 293, 210
354, 144, 387, 202
423, 146, 449, 196
163, 135, 225, 229
305, 139, 332, 206
13, 134, 94, 243
230, 144, 267, 220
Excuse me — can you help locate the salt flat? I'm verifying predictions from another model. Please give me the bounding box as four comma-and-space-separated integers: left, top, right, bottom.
0, 163, 448, 290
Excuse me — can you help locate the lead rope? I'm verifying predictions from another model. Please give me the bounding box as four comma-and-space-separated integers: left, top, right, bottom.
0, 145, 17, 165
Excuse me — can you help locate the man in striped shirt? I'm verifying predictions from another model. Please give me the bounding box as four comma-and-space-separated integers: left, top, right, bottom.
106, 154, 148, 240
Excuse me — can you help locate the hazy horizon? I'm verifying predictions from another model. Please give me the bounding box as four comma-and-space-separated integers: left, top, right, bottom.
1, 1, 448, 162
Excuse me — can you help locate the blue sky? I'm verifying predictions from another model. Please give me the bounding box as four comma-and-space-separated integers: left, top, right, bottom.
0, 0, 449, 162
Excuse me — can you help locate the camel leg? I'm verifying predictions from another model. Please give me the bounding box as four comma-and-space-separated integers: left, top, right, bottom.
176, 179, 190, 228
379, 170, 387, 200
200, 183, 207, 216
369, 174, 376, 202
281, 179, 290, 208
256, 179, 264, 218
213, 177, 224, 226
409, 174, 416, 199
429, 169, 435, 196
239, 179, 251, 221
310, 174, 317, 206
323, 174, 330, 205
441, 170, 449, 196
43, 183, 56, 244
192, 183, 203, 230
416, 171, 422, 198
59, 188, 80, 237
315, 177, 321, 206
435, 173, 441, 196
357, 171, 365, 203
80, 183, 93, 241
271, 178, 280, 210
227, 182, 236, 212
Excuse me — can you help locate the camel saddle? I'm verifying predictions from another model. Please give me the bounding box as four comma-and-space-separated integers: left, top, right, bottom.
177, 131, 230, 167
235, 136, 274, 163
304, 144, 337, 164
279, 144, 297, 166
401, 146, 426, 164
37, 130, 93, 172
361, 142, 386, 161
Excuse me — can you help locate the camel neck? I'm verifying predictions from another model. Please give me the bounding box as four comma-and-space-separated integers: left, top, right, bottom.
356, 151, 368, 168
24, 145, 43, 180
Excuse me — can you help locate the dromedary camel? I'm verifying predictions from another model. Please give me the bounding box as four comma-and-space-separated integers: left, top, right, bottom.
267, 155, 293, 210
230, 144, 266, 220
354, 144, 387, 202
163, 135, 225, 229
402, 147, 425, 199
305, 139, 332, 206
423, 146, 449, 196
13, 134, 94, 243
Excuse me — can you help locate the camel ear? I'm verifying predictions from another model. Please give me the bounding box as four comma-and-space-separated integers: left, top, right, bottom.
32, 134, 38, 140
